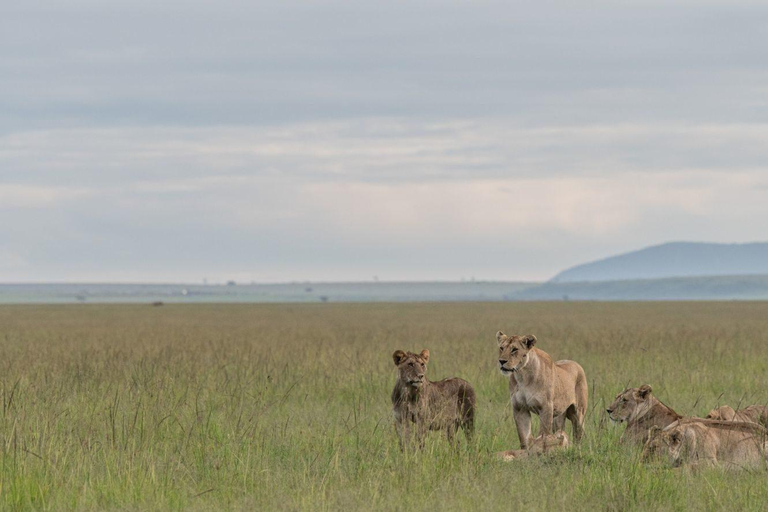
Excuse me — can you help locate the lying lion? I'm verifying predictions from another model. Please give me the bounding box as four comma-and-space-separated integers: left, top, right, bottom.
707, 405, 768, 427
606, 385, 682, 444
496, 331, 587, 448
497, 430, 570, 461
391, 349, 476, 448
643, 419, 768, 470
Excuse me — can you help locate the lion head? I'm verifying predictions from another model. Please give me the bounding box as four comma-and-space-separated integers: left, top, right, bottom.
642, 424, 684, 465
528, 430, 570, 454
392, 349, 430, 388
706, 405, 737, 421
497, 430, 570, 461
606, 385, 653, 422
496, 331, 537, 376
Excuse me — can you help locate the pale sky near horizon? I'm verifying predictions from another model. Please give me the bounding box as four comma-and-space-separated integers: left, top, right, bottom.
2, 1, 768, 283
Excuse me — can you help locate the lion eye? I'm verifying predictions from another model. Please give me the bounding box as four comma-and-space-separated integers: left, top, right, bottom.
408, 362, 414, 367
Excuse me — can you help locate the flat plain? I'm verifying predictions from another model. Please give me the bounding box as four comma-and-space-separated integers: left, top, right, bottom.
2, 302, 768, 510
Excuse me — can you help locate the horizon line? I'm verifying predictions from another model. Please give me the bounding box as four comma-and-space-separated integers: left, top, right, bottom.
0, 279, 542, 286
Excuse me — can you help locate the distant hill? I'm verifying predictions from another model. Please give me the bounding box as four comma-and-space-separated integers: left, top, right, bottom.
551, 242, 768, 283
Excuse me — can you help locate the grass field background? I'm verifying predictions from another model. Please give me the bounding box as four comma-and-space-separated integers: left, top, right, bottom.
2, 302, 768, 510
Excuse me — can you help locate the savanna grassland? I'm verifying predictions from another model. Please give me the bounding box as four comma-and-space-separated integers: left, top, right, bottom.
2, 302, 768, 511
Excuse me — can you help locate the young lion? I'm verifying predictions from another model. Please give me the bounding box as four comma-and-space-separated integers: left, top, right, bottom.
707, 405, 768, 427
391, 349, 475, 448
606, 385, 682, 444
643, 419, 768, 470
497, 430, 570, 461
496, 331, 588, 449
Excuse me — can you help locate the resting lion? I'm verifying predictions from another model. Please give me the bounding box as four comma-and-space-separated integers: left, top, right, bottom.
707, 405, 768, 427
391, 349, 475, 448
643, 419, 768, 470
496, 331, 587, 448
606, 385, 682, 444
497, 430, 570, 461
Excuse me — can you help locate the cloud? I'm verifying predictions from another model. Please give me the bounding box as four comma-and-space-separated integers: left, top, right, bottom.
0, 184, 94, 209
5, 121, 768, 187
0, 249, 30, 271
3, 0, 768, 132
2, 1, 768, 282
4, 160, 765, 282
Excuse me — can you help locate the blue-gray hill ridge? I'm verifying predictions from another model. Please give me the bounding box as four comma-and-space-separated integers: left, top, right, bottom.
551, 242, 768, 283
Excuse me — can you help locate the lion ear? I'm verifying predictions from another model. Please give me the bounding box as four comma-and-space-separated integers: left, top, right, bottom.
496, 331, 506, 344
647, 426, 661, 439
420, 349, 430, 363
638, 385, 652, 398
393, 350, 406, 366
523, 335, 537, 349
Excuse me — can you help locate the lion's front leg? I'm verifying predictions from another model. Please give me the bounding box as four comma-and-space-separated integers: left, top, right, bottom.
538, 403, 554, 437
395, 417, 412, 451
513, 408, 533, 449
445, 422, 460, 446
414, 419, 428, 449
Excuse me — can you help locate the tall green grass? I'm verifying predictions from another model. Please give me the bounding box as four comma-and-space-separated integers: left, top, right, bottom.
1, 302, 768, 510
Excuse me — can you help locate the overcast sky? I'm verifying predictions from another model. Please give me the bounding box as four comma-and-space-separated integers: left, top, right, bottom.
2, 0, 768, 283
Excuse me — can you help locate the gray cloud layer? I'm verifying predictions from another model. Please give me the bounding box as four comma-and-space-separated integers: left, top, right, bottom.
2, 1, 768, 282
5, 1, 768, 129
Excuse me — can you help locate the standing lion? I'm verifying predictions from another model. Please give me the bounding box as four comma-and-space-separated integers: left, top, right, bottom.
496, 331, 588, 448
391, 349, 476, 448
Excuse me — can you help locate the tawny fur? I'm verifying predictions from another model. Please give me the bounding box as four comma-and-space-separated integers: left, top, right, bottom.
643, 418, 768, 470
391, 349, 475, 449
606, 385, 682, 445
496, 331, 588, 449
497, 430, 570, 461
707, 405, 768, 428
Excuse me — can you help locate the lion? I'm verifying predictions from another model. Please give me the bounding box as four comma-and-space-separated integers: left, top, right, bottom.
643, 419, 768, 470
497, 430, 570, 461
391, 349, 475, 448
496, 331, 587, 448
707, 405, 768, 427
606, 385, 682, 444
